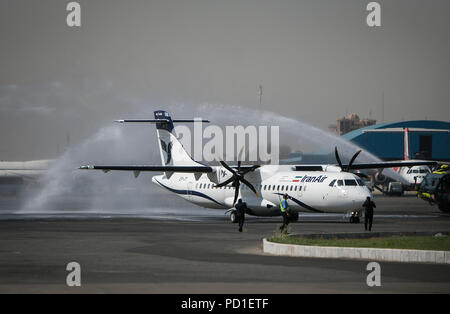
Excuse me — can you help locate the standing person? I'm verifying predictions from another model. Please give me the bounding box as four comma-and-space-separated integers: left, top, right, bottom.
362, 196, 376, 231
234, 199, 248, 232
279, 193, 290, 233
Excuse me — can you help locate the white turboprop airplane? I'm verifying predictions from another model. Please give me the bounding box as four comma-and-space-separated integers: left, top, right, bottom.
396, 128, 431, 187
80, 110, 436, 223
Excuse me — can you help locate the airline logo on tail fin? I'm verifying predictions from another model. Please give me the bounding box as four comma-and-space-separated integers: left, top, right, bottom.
160, 139, 173, 165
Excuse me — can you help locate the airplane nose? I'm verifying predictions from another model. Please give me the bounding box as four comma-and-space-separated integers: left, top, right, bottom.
355, 189, 372, 205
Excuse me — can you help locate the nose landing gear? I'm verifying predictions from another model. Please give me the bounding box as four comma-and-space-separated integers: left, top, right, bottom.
348, 211, 360, 223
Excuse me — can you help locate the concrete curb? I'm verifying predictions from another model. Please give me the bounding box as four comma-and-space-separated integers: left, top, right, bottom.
263, 238, 450, 264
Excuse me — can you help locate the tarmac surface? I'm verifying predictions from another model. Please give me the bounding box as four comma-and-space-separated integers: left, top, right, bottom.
0, 192, 449, 293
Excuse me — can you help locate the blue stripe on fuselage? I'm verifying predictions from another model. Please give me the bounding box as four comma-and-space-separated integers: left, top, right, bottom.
154, 179, 224, 207
274, 193, 324, 213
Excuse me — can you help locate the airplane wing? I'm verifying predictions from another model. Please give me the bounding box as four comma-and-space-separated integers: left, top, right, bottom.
344, 160, 437, 170
79, 165, 214, 173
295, 160, 437, 171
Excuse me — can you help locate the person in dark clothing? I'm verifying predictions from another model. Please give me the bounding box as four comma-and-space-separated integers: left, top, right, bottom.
234, 199, 248, 232
362, 196, 376, 231
279, 194, 290, 233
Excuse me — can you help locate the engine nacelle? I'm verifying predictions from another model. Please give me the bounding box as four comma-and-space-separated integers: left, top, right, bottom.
374, 171, 387, 183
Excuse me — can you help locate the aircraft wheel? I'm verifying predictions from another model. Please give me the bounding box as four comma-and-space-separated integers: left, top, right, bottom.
349, 212, 360, 223
230, 211, 238, 223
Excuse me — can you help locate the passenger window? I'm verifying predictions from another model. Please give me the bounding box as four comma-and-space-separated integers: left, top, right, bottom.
290, 186, 293, 191
328, 179, 336, 187
299, 186, 302, 191
277, 185, 280, 191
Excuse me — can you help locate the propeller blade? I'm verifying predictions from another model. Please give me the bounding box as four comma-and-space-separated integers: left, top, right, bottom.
347, 150, 362, 171
354, 172, 370, 180
237, 146, 245, 173
238, 146, 245, 162
241, 165, 261, 175
214, 176, 235, 188
240, 177, 258, 196
334, 146, 343, 170
219, 160, 236, 175
232, 181, 240, 206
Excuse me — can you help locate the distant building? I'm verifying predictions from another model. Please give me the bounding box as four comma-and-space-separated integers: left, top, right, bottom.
329, 113, 377, 135
342, 120, 450, 161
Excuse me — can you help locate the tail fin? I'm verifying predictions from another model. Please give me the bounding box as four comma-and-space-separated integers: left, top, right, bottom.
154, 110, 201, 166
115, 110, 209, 166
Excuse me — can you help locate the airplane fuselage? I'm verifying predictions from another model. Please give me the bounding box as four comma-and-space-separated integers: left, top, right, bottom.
152, 165, 372, 216
397, 165, 431, 187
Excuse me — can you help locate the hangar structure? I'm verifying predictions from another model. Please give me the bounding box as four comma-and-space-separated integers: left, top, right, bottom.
342, 120, 450, 161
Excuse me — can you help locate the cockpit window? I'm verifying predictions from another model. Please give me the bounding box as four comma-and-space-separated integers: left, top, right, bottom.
328, 179, 336, 187
356, 179, 364, 186
337, 180, 344, 186
344, 179, 357, 186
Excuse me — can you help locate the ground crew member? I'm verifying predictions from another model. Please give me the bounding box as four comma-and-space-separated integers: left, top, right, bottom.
279, 193, 290, 233
362, 196, 376, 231
234, 199, 248, 232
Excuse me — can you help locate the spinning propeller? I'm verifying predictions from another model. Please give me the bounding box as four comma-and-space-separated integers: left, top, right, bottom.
334, 146, 369, 179
334, 146, 362, 172
214, 148, 260, 206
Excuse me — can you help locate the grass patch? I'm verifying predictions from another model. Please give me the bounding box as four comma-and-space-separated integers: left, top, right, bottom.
268, 234, 450, 251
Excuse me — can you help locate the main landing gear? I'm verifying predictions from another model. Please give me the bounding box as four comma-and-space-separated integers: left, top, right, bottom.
229, 210, 238, 223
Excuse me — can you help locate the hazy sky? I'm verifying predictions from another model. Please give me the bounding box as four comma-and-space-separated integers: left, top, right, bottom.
1, 0, 449, 160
